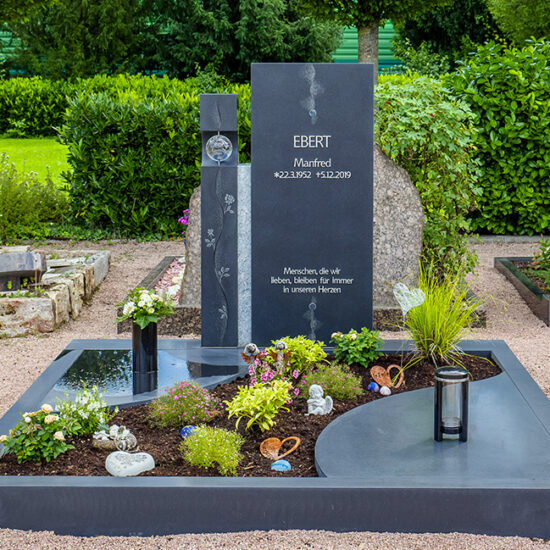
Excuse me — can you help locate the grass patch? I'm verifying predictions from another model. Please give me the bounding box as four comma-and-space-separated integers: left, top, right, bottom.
0, 138, 69, 185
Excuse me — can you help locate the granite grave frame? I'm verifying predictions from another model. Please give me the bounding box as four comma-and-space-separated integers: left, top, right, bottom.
0, 339, 549, 538
495, 257, 550, 326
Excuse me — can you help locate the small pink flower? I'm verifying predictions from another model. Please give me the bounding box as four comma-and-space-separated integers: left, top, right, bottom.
292, 370, 299, 379
293, 388, 299, 396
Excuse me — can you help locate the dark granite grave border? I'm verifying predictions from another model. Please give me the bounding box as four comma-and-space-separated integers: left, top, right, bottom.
495, 257, 550, 326
0, 340, 549, 537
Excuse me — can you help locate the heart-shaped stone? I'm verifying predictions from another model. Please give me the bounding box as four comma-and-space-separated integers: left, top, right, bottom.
393, 283, 425, 316
370, 364, 404, 388
260, 437, 301, 460
105, 451, 155, 477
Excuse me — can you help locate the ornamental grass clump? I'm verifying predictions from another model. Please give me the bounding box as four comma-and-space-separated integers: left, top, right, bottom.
331, 328, 383, 367
226, 379, 292, 432
116, 287, 174, 329
303, 362, 364, 400
0, 404, 73, 463
56, 384, 116, 436
405, 264, 483, 370
148, 381, 222, 428
180, 426, 244, 476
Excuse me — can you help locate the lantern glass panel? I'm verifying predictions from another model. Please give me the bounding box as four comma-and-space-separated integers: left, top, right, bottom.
442, 382, 462, 429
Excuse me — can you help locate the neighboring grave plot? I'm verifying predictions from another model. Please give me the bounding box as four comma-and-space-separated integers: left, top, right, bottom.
0, 247, 110, 337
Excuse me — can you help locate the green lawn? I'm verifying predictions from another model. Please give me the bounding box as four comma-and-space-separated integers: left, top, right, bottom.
0, 138, 70, 185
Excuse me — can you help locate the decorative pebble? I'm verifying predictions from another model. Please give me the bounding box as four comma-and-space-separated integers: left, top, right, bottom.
105, 451, 155, 477
271, 459, 292, 472
367, 382, 380, 392
380, 386, 392, 396
180, 425, 198, 439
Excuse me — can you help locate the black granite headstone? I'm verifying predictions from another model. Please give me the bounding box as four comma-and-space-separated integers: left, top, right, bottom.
200, 94, 239, 347
251, 63, 374, 345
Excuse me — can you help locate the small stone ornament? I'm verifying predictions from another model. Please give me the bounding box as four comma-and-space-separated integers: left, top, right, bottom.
260, 437, 301, 460
241, 343, 259, 365
379, 386, 392, 396
306, 384, 333, 416
105, 451, 155, 477
93, 424, 137, 452
180, 425, 198, 439
271, 459, 292, 472
367, 381, 380, 393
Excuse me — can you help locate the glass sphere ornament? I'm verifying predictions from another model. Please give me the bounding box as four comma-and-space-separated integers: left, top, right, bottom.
205, 134, 233, 162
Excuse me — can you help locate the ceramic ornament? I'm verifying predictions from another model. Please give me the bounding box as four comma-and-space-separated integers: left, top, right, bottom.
180, 425, 198, 439
367, 382, 380, 392
306, 384, 333, 415
260, 437, 301, 460
370, 364, 404, 389
271, 459, 292, 472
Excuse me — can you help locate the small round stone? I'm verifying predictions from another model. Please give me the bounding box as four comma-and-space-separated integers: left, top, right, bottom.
379, 386, 391, 396
367, 382, 380, 392
180, 425, 198, 439
271, 459, 292, 472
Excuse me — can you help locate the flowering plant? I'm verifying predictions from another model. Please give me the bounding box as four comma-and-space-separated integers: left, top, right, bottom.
117, 287, 174, 329
331, 328, 383, 367
148, 381, 222, 428
178, 209, 190, 238
0, 404, 73, 463
56, 384, 117, 436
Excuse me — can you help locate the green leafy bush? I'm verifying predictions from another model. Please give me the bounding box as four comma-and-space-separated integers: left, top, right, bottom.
0, 404, 73, 463
405, 264, 483, 369
331, 328, 383, 367
302, 362, 364, 400
149, 381, 222, 428
266, 336, 327, 376
446, 41, 550, 235
393, 39, 451, 77
56, 384, 116, 436
59, 75, 251, 238
376, 74, 481, 278
225, 379, 291, 432
180, 426, 244, 476
0, 154, 70, 244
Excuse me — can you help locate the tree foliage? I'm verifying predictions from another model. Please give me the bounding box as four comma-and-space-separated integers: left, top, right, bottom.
395, 0, 501, 61
150, 0, 341, 82
8, 0, 151, 79
486, 0, 550, 42
1, 0, 57, 23
298, 0, 451, 72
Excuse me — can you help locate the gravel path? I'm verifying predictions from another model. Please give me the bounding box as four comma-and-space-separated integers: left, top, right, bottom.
0, 239, 548, 550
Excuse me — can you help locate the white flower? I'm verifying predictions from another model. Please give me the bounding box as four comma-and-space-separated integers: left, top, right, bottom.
123, 302, 135, 316
349, 333, 357, 340
41, 404, 53, 413
24, 416, 31, 423
44, 415, 58, 425
138, 300, 146, 308
0, 435, 7, 443
53, 431, 65, 441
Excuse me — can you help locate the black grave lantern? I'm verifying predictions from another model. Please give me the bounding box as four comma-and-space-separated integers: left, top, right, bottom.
434, 366, 469, 442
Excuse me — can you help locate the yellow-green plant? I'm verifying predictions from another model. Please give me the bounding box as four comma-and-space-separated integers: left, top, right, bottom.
225, 380, 292, 432
265, 335, 327, 375
405, 264, 483, 370
180, 426, 244, 476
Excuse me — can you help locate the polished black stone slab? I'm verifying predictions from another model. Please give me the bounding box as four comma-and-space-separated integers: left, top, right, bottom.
251, 63, 374, 345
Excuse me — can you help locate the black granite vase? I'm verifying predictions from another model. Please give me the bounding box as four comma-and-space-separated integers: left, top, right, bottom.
132, 322, 158, 394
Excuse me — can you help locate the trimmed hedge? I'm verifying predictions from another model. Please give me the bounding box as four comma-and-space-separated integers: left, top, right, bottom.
446, 41, 550, 234
59, 75, 251, 238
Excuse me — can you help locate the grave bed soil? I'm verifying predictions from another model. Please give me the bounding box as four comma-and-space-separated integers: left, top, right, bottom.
0, 354, 500, 478
516, 261, 549, 294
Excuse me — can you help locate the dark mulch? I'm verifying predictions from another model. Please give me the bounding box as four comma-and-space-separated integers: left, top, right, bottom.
0, 354, 500, 477
516, 261, 549, 293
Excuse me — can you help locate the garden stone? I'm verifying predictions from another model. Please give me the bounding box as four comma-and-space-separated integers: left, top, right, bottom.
380, 386, 392, 396
105, 451, 155, 477
271, 459, 292, 472
180, 426, 198, 439
180, 187, 201, 308
306, 385, 333, 416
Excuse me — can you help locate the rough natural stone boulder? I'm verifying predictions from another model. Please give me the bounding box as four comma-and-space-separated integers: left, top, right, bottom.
180, 187, 201, 308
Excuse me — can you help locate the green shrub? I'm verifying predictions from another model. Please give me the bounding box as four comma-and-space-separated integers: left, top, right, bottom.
58, 75, 251, 238
405, 264, 483, 369
376, 74, 481, 277
446, 41, 550, 234
225, 379, 291, 432
331, 328, 383, 367
148, 381, 222, 428
180, 426, 244, 476
526, 237, 550, 292
0, 404, 73, 463
56, 384, 116, 436
302, 362, 364, 400
0, 154, 70, 244
265, 336, 327, 376
393, 39, 451, 77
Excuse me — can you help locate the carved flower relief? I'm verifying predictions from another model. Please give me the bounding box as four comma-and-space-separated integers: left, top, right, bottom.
223, 194, 235, 214
205, 228, 216, 248
218, 305, 228, 320
216, 266, 230, 283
